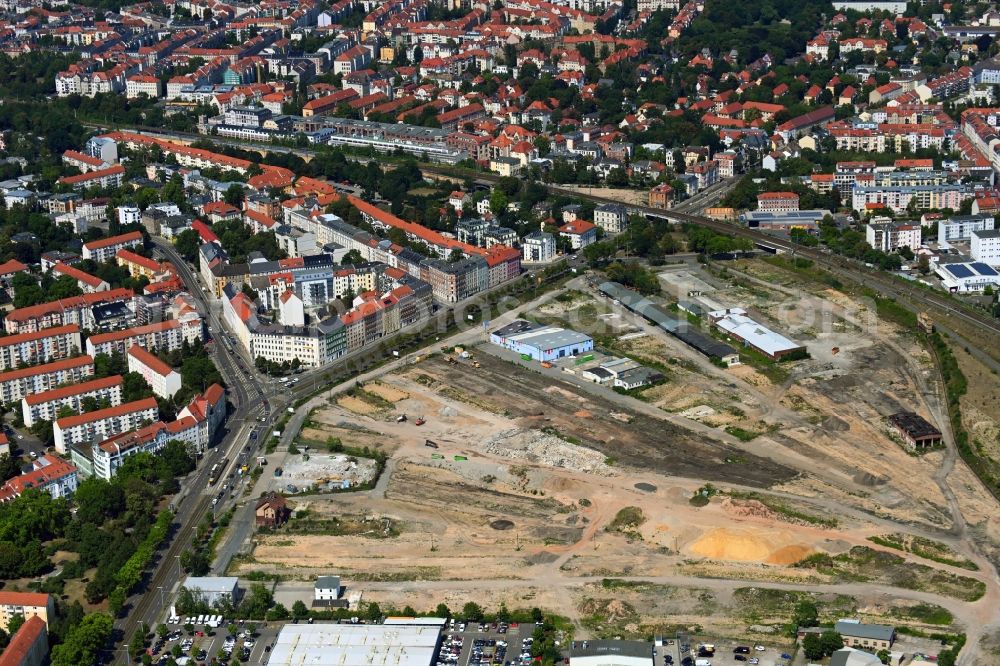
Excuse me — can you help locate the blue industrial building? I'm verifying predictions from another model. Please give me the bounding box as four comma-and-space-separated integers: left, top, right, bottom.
490, 320, 594, 362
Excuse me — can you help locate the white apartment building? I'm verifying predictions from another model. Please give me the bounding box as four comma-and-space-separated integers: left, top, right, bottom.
0, 355, 94, 405
866, 222, 922, 252
85, 319, 195, 357
21, 375, 123, 428
82, 230, 143, 262
0, 325, 81, 372
127, 346, 182, 399
971, 229, 1000, 265
53, 397, 159, 454
938, 214, 995, 247
852, 185, 970, 214
594, 203, 628, 234
522, 232, 557, 263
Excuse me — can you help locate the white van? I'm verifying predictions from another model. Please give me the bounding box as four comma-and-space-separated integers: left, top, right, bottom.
695, 660, 712, 666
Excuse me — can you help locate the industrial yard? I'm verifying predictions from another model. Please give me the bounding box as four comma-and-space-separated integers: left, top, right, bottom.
231, 259, 999, 644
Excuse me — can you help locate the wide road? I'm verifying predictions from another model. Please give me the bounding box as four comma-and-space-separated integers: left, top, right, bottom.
113, 240, 281, 660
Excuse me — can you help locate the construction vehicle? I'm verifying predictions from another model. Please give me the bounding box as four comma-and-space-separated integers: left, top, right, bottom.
446, 356, 457, 364
414, 417, 426, 426
540, 361, 553, 369
396, 414, 407, 423
472, 361, 481, 368
425, 439, 439, 448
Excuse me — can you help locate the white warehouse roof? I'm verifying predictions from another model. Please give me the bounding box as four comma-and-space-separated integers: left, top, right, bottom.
267, 623, 442, 666
709, 309, 802, 357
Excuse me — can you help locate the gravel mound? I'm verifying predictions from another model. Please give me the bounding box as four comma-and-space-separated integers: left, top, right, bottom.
483, 428, 613, 475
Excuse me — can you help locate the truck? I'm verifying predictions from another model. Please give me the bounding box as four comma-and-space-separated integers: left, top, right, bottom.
520, 353, 532, 361
540, 361, 553, 369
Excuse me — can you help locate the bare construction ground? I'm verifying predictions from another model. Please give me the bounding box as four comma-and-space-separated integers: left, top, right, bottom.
234, 259, 1000, 652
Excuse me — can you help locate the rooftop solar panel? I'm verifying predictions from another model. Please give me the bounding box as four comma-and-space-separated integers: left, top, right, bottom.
946, 263, 973, 278
971, 262, 999, 276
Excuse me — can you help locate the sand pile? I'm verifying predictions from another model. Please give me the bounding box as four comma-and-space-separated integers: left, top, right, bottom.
688, 528, 815, 565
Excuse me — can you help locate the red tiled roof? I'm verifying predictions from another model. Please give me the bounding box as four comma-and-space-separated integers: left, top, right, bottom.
116, 248, 160, 272
6, 289, 133, 324
86, 320, 179, 346
0, 355, 92, 383
0, 324, 79, 347
0, 616, 46, 666
24, 375, 122, 406
0, 592, 49, 608
0, 259, 27, 276
127, 345, 175, 377
58, 164, 125, 185
52, 262, 105, 288
55, 396, 157, 429
83, 230, 142, 251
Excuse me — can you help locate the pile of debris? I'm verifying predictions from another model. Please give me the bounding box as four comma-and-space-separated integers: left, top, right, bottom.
482, 428, 614, 476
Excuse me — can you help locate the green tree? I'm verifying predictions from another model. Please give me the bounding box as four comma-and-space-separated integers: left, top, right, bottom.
292, 600, 309, 619
435, 603, 451, 618
819, 631, 843, 656
461, 602, 484, 622
0, 455, 20, 483
174, 229, 201, 263
50, 613, 113, 666
6, 615, 24, 636
793, 599, 819, 628
802, 633, 824, 660
366, 602, 382, 622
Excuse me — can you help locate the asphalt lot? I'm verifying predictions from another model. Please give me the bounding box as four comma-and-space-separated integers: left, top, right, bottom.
439, 621, 529, 666
154, 620, 276, 665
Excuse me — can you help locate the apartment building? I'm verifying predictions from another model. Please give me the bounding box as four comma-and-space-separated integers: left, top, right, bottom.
419, 258, 488, 303
51, 262, 109, 293
851, 185, 970, 214
757, 191, 800, 213
126, 346, 181, 399
522, 232, 557, 263
85, 319, 195, 357
57, 165, 125, 191
4, 289, 134, 334
0, 456, 78, 503
53, 397, 159, 454
82, 230, 143, 262
21, 375, 123, 428
865, 222, 922, 252
559, 220, 598, 249
0, 326, 81, 372
938, 214, 995, 247
116, 248, 164, 279
971, 229, 1000, 265
0, 356, 94, 405
594, 203, 628, 234
0, 594, 53, 631
0, 615, 49, 666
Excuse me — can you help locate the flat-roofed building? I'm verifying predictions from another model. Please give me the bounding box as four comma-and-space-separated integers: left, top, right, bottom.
570, 640, 653, 666
490, 320, 594, 362
888, 411, 943, 450
267, 623, 442, 666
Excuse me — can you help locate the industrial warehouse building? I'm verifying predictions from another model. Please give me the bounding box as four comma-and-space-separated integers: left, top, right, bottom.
888, 412, 942, 450
266, 623, 443, 666
570, 640, 653, 666
490, 320, 594, 362
708, 308, 807, 360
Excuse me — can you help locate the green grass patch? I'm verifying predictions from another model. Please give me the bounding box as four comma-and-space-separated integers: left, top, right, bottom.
606, 506, 645, 532
725, 426, 763, 441
888, 602, 954, 626
795, 546, 985, 602
867, 534, 978, 571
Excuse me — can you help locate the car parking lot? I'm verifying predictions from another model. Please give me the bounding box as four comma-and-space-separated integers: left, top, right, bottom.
653, 639, 794, 666
150, 619, 277, 665
437, 621, 529, 666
